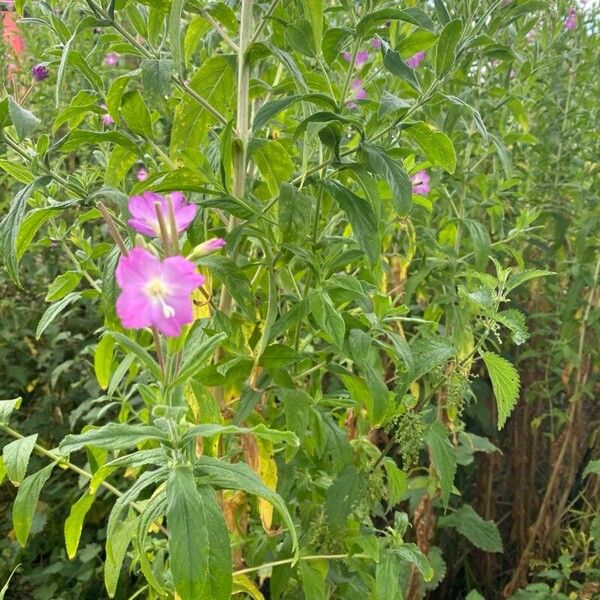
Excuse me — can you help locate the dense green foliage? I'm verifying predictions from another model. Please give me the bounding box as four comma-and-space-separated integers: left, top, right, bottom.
0, 1, 598, 599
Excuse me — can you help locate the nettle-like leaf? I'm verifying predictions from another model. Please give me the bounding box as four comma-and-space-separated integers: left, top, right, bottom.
439, 504, 503, 553
481, 352, 520, 430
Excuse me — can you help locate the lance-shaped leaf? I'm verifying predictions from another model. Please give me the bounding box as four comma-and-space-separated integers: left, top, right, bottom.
481, 352, 520, 429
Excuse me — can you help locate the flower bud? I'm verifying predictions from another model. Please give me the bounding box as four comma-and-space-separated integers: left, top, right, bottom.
188, 237, 226, 260
32, 64, 49, 82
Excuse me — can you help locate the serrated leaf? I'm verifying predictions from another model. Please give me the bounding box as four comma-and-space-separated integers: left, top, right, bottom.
425, 422, 456, 506
141, 58, 172, 100
493, 309, 529, 345
0, 398, 22, 425
505, 269, 553, 293
395, 543, 433, 581
325, 465, 367, 528
439, 504, 503, 553
309, 289, 345, 349
481, 352, 520, 430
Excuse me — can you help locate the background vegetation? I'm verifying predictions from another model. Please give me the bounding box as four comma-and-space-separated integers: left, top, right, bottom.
0, 1, 598, 599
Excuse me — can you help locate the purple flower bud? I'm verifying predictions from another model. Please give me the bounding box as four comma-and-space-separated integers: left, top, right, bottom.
371, 38, 382, 50
32, 64, 49, 82
564, 8, 577, 31
136, 167, 148, 181
102, 113, 114, 126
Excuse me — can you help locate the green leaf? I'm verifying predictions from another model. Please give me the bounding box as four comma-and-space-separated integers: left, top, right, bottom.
481, 352, 520, 430
583, 459, 600, 479
493, 309, 529, 345
321, 181, 380, 266
383, 459, 408, 505
301, 0, 323, 55
59, 423, 168, 454
0, 180, 39, 285
433, 0, 451, 24
0, 398, 22, 425
105, 511, 138, 598
253, 94, 336, 132
0, 564, 20, 600
121, 90, 152, 137
0, 159, 36, 184
13, 464, 55, 546
60, 129, 143, 158
196, 256, 255, 320
395, 543, 433, 581
45, 271, 82, 302
170, 56, 235, 155
105, 331, 163, 380
171, 332, 227, 387
309, 289, 345, 349
194, 456, 298, 557
376, 551, 401, 600
321, 27, 353, 65
94, 334, 115, 390
64, 491, 96, 559
439, 505, 503, 553
36, 292, 82, 339
378, 91, 411, 120
356, 8, 434, 37
405, 122, 457, 174
8, 97, 40, 141
169, 0, 185, 75
435, 19, 463, 76
300, 560, 327, 600
279, 389, 312, 438
17, 206, 71, 261
166, 467, 232, 600
465, 591, 486, 600
3, 434, 38, 485
325, 465, 367, 528
278, 183, 308, 244
381, 45, 420, 91
363, 144, 412, 215
181, 423, 298, 448
141, 58, 173, 100
425, 422, 456, 506
285, 20, 317, 57
106, 75, 131, 123
505, 269, 553, 293
250, 139, 295, 196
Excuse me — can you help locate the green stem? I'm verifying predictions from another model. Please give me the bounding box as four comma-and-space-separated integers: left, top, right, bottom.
233, 553, 370, 576
249, 0, 281, 45
59, 239, 102, 293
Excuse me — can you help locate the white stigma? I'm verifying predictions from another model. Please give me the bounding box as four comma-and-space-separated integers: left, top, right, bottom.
144, 278, 175, 318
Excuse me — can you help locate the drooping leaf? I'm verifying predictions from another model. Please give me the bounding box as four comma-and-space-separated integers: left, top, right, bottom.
3, 434, 38, 485
324, 465, 367, 528
64, 490, 96, 559
405, 121, 457, 174
425, 422, 456, 506
309, 289, 345, 349
8, 98, 40, 140
439, 504, 503, 553
36, 292, 82, 339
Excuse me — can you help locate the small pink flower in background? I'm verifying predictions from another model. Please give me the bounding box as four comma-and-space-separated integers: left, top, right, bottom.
406, 51, 426, 68
346, 79, 367, 109
116, 247, 204, 337
128, 191, 197, 238
371, 38, 382, 50
189, 237, 226, 259
564, 8, 577, 30
411, 170, 430, 196
32, 64, 49, 82
342, 50, 369, 67
104, 52, 119, 66
102, 113, 114, 126
136, 167, 148, 182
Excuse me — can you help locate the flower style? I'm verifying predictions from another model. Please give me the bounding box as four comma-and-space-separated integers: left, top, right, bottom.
116, 247, 204, 337
406, 51, 426, 68
104, 52, 119, 66
128, 191, 197, 238
411, 170, 430, 196
136, 167, 148, 182
32, 64, 49, 82
342, 50, 369, 67
564, 8, 577, 31
347, 79, 367, 108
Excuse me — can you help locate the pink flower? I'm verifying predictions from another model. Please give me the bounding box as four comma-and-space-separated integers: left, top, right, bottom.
371, 38, 382, 50
189, 238, 226, 259
136, 167, 148, 181
347, 79, 367, 109
102, 113, 114, 126
406, 51, 426, 68
411, 171, 430, 196
104, 53, 119, 66
564, 8, 577, 30
128, 191, 197, 238
116, 247, 204, 337
342, 50, 369, 67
